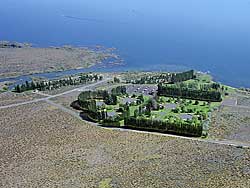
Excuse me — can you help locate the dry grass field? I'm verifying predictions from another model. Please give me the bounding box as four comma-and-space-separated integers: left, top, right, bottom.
209, 91, 250, 143
0, 91, 43, 107
210, 106, 250, 143
0, 101, 249, 188
0, 46, 118, 78
41, 85, 83, 96
51, 92, 80, 108
237, 93, 250, 106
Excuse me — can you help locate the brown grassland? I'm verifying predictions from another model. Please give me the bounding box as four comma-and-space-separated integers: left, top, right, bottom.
0, 46, 117, 78
0, 101, 249, 188
0, 92, 43, 107
209, 92, 250, 143
210, 106, 250, 143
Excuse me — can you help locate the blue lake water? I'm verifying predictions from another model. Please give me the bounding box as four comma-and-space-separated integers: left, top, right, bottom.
1, 0, 250, 87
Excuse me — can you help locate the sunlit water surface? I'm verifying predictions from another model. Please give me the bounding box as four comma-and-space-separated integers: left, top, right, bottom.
1, 0, 250, 87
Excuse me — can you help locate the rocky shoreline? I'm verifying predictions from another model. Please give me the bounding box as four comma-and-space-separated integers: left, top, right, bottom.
0, 41, 32, 48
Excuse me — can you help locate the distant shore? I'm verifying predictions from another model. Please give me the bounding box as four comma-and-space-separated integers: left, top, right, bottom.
0, 41, 123, 79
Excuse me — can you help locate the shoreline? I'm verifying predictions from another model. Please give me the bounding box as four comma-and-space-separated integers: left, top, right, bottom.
0, 41, 245, 89
0, 41, 123, 80
0, 68, 240, 90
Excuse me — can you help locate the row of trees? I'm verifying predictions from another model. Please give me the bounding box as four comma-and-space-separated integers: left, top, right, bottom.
158, 84, 222, 102
125, 70, 195, 84
79, 99, 98, 113
78, 90, 108, 101
14, 74, 103, 93
78, 90, 118, 109
78, 86, 128, 118
78, 86, 126, 103
124, 116, 202, 137
176, 81, 223, 92
111, 86, 127, 96
77, 86, 206, 136
171, 70, 195, 83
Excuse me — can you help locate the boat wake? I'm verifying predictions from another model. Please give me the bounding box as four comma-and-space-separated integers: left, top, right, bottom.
62, 15, 128, 24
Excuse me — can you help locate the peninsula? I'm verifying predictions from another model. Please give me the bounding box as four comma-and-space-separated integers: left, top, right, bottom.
0, 41, 121, 79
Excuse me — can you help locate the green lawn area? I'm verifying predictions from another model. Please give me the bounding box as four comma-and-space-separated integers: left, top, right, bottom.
183, 74, 212, 85
195, 73, 213, 83
222, 85, 236, 94
103, 92, 220, 123
104, 104, 119, 112
185, 102, 210, 112
129, 105, 139, 115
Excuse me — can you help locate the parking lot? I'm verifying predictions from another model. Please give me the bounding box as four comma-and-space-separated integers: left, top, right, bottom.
126, 85, 158, 96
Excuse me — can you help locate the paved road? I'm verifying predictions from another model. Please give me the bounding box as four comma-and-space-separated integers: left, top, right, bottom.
0, 78, 110, 110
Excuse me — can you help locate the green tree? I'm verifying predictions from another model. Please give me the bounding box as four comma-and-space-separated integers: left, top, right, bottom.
114, 77, 120, 83
134, 109, 139, 118
138, 94, 144, 103
15, 85, 21, 93
111, 94, 118, 105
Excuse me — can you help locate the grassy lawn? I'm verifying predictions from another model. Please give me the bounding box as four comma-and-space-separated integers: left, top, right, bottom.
104, 104, 119, 112
129, 105, 139, 115
183, 73, 212, 86
114, 96, 215, 116
102, 91, 221, 126
196, 73, 213, 83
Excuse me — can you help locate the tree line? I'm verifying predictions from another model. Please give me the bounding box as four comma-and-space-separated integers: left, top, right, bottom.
78, 86, 127, 114
125, 70, 195, 84
111, 86, 127, 96
77, 85, 206, 136
14, 74, 103, 93
124, 116, 202, 137
158, 84, 222, 102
